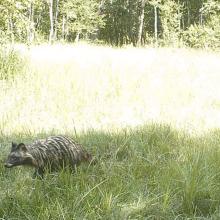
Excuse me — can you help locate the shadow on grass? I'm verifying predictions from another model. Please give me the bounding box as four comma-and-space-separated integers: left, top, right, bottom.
1, 123, 220, 219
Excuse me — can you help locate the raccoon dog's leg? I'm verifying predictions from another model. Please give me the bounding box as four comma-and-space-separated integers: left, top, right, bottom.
33, 168, 44, 179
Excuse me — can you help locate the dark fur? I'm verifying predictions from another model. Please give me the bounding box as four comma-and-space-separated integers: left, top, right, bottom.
4, 135, 94, 178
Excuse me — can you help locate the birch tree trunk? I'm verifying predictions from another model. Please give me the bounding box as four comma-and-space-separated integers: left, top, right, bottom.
178, 0, 181, 31
99, 0, 105, 14
75, 32, 80, 42
199, 7, 203, 26
154, 4, 158, 44
9, 15, 14, 43
54, 0, 59, 40
28, 1, 35, 44
62, 14, 66, 40
49, 0, 54, 44
137, 0, 146, 46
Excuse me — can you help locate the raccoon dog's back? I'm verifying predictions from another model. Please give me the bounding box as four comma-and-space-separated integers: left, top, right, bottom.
5, 135, 93, 178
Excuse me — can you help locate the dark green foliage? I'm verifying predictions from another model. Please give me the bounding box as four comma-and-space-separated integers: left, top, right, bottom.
182, 1, 220, 49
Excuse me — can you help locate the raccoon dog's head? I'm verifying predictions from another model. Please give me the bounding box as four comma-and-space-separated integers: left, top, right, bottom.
4, 142, 33, 168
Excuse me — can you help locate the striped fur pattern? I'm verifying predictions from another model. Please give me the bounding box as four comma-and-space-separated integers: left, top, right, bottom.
4, 135, 93, 178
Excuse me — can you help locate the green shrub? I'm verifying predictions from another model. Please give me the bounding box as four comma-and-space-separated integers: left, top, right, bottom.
0, 46, 25, 80
182, 24, 220, 49
182, 2, 220, 50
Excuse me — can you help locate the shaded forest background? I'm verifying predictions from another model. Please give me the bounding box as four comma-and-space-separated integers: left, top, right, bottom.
0, 0, 220, 48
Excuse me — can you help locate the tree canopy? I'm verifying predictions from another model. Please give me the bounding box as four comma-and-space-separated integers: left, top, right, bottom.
0, 0, 220, 48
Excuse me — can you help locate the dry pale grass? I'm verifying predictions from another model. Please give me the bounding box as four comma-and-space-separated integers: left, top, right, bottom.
1, 43, 220, 135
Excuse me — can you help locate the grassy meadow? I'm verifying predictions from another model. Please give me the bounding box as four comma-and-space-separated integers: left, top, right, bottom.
1, 44, 220, 219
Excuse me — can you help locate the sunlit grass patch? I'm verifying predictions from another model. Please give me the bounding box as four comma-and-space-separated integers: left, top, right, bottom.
1, 44, 220, 135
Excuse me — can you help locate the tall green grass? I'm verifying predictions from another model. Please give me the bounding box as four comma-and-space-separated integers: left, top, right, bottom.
1, 44, 220, 219
1, 126, 220, 219
0, 45, 26, 80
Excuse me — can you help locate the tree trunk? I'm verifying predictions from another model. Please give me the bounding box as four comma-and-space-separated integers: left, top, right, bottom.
54, 0, 59, 40
200, 12, 203, 25
49, 0, 54, 44
178, 0, 181, 31
137, 0, 146, 46
181, 13, 185, 30
154, 4, 158, 44
200, 6, 203, 26
127, 0, 134, 45
99, 0, 105, 14
28, 1, 35, 45
62, 14, 66, 40
187, 0, 190, 27
9, 15, 14, 43
75, 32, 80, 42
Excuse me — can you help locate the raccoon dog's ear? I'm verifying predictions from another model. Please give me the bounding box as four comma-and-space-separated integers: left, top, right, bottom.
17, 143, 27, 152
12, 142, 17, 149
